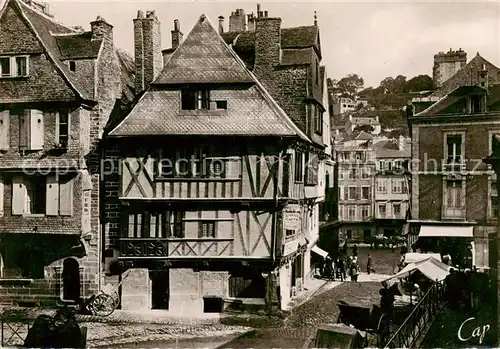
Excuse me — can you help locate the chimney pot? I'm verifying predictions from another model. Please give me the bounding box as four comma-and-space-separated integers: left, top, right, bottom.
218, 16, 225, 34
174, 19, 180, 31
264, 10, 268, 17
136, 10, 144, 18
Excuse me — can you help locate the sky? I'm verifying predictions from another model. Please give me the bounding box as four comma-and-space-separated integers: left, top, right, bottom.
2, 0, 500, 88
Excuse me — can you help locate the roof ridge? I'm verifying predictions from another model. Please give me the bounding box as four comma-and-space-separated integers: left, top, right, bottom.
13, 0, 93, 102
16, 0, 79, 33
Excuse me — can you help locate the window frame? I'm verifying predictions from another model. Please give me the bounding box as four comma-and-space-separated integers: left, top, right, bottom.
393, 203, 401, 218
55, 110, 70, 149
377, 179, 387, 194
180, 88, 211, 111
347, 205, 356, 220
378, 203, 387, 217
294, 151, 304, 183
392, 179, 403, 194
361, 186, 370, 200
199, 220, 216, 238
0, 55, 29, 78
24, 175, 46, 215
348, 186, 357, 200
444, 131, 465, 164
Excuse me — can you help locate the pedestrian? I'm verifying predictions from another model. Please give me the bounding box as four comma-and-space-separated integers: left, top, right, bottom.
414, 284, 423, 301
342, 241, 348, 256
336, 257, 345, 281
352, 244, 358, 257
350, 256, 359, 282
367, 253, 375, 275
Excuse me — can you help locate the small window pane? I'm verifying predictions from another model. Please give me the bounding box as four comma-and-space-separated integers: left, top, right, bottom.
16, 57, 27, 76
0, 58, 10, 77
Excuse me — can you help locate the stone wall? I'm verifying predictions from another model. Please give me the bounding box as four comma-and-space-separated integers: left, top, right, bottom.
121, 268, 151, 310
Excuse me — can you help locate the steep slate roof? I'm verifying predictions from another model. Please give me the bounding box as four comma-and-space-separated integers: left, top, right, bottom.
153, 15, 254, 84
417, 85, 488, 116
373, 138, 411, 158
55, 32, 102, 60
116, 48, 135, 106
11, 0, 94, 101
220, 25, 320, 67
430, 53, 500, 98
110, 14, 309, 142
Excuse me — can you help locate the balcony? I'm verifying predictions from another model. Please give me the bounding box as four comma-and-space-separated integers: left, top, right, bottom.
119, 238, 234, 258
441, 161, 466, 173
441, 206, 466, 220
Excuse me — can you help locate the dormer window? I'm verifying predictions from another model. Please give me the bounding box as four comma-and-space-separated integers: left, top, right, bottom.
181, 89, 210, 110
0, 56, 29, 78
470, 95, 485, 114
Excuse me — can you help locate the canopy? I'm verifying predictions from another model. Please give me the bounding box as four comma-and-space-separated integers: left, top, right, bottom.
419, 225, 473, 238
384, 257, 450, 283
404, 253, 441, 264
311, 245, 328, 258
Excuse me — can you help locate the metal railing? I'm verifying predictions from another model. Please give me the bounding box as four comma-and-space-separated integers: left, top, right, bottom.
384, 280, 446, 348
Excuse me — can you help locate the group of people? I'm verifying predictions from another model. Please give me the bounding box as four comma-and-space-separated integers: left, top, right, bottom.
320, 243, 375, 282
445, 266, 491, 310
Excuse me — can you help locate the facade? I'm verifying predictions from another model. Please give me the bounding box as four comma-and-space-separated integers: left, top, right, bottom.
103, 8, 332, 314
432, 48, 467, 88
0, 0, 132, 305
408, 52, 500, 270
331, 96, 356, 116
345, 115, 381, 135
336, 131, 376, 243
373, 136, 411, 236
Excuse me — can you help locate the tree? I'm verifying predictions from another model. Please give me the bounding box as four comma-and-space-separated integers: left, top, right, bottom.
403, 75, 434, 92
329, 74, 364, 99
353, 125, 375, 133
379, 75, 407, 95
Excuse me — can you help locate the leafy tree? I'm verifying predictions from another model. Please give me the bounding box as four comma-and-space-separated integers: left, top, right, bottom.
403, 75, 434, 92
353, 125, 375, 133
380, 75, 407, 94
329, 74, 364, 99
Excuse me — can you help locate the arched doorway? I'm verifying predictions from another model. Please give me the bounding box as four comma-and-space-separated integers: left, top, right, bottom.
62, 258, 80, 302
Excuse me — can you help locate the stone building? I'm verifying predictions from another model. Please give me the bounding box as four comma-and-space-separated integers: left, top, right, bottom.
373, 136, 411, 236
102, 6, 332, 314
336, 131, 376, 243
0, 0, 132, 306
408, 52, 500, 271
432, 48, 467, 88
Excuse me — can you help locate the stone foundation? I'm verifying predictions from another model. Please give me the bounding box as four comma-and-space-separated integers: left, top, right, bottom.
121, 268, 151, 310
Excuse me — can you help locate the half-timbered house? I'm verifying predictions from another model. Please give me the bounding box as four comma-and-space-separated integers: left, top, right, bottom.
0, 0, 133, 306
104, 11, 330, 314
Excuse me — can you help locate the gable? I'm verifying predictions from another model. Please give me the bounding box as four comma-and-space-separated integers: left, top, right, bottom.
154, 14, 254, 85
0, 1, 42, 54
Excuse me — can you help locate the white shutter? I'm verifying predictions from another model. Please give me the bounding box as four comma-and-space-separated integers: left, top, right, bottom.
12, 175, 25, 215
59, 176, 73, 216
0, 110, 9, 150
29, 109, 44, 150
46, 174, 59, 216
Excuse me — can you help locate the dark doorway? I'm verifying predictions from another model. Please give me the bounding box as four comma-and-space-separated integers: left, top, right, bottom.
150, 270, 169, 310
62, 258, 80, 302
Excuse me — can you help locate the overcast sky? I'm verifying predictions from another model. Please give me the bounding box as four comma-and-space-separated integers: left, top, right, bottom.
3, 0, 500, 87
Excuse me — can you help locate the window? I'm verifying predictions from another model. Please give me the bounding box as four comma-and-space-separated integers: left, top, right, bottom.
199, 221, 216, 238
354, 152, 364, 161
0, 56, 29, 77
215, 100, 227, 109
470, 95, 484, 114
361, 186, 370, 200
492, 197, 499, 217
361, 168, 370, 179
361, 205, 369, 220
314, 106, 323, 134
294, 151, 304, 182
315, 60, 320, 86
229, 270, 265, 298
348, 169, 357, 180
379, 204, 386, 217
348, 186, 357, 200
69, 61, 76, 72
446, 135, 462, 163
172, 211, 185, 238
346, 229, 352, 239
377, 179, 387, 193
392, 179, 403, 194
305, 152, 318, 185
378, 161, 386, 171
25, 176, 46, 214
347, 206, 356, 220
285, 229, 295, 240
339, 170, 344, 180
393, 204, 401, 218
446, 180, 462, 208
56, 110, 69, 148
12, 174, 73, 216
343, 186, 348, 200
181, 89, 210, 110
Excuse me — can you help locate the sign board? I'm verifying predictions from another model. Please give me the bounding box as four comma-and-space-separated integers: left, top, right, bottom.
283, 204, 301, 231
283, 240, 299, 256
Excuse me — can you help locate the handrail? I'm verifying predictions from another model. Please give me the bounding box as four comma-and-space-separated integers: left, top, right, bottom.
384, 280, 446, 348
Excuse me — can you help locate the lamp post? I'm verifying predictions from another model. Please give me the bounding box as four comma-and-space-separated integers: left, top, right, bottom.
483, 134, 500, 346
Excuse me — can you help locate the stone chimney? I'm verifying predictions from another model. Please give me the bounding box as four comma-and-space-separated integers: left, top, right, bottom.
229, 9, 246, 32
254, 10, 281, 68
171, 19, 183, 50
218, 16, 225, 34
433, 49, 467, 88
134, 10, 162, 94
90, 16, 113, 42
247, 13, 256, 31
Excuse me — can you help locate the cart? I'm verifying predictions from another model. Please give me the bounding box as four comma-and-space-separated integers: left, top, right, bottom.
79, 270, 131, 317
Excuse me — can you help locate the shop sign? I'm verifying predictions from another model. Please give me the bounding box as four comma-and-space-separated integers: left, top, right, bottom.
283, 240, 299, 256
283, 204, 301, 231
